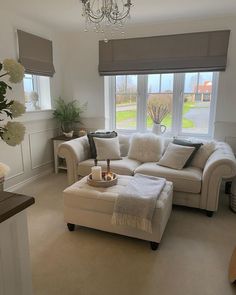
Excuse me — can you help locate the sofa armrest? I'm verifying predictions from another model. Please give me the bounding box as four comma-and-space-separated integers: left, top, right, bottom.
58, 136, 90, 185
201, 142, 236, 211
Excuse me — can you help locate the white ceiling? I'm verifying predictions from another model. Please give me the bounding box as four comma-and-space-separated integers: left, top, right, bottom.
2, 0, 236, 30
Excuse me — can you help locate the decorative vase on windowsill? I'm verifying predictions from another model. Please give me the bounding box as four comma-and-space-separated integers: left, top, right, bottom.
147, 99, 171, 135
152, 123, 166, 135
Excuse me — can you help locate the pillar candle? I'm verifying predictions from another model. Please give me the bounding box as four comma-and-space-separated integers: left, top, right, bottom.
91, 166, 102, 181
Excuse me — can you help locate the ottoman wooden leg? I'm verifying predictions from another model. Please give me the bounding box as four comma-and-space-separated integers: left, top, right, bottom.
67, 223, 75, 231
206, 210, 214, 217
150, 242, 159, 251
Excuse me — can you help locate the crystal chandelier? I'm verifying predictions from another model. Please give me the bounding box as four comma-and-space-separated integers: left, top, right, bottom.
81, 0, 133, 42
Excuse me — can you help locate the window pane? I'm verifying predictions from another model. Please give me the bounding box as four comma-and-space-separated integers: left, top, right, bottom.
126, 75, 137, 93
161, 74, 174, 92
116, 75, 137, 93
198, 72, 213, 93
23, 75, 34, 102
116, 76, 126, 93
23, 77, 33, 93
184, 73, 198, 93
116, 94, 137, 129
148, 74, 160, 93
115, 75, 137, 129
182, 72, 213, 134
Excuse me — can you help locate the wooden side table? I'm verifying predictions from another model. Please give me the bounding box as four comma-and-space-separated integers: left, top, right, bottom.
52, 135, 78, 173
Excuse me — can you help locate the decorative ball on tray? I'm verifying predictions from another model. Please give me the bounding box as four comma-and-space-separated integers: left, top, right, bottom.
87, 159, 118, 188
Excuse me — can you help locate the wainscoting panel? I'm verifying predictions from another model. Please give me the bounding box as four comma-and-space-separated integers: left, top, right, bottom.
0, 116, 58, 190
29, 128, 57, 170
0, 142, 24, 179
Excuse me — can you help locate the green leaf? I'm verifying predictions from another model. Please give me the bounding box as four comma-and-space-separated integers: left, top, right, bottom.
0, 63, 2, 71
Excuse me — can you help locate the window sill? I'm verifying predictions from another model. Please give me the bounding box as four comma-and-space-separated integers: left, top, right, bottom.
115, 129, 213, 140
17, 109, 55, 122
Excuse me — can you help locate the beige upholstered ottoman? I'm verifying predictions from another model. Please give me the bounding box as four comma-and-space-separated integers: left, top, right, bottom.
63, 175, 173, 250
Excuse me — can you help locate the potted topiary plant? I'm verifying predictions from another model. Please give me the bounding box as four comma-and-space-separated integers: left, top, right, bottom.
53, 97, 85, 137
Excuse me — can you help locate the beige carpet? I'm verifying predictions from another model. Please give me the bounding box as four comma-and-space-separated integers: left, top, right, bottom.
17, 173, 236, 295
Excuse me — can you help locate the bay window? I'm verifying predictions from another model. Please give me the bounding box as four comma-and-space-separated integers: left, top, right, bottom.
108, 71, 218, 137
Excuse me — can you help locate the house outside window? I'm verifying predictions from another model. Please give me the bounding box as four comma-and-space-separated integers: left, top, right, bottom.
107, 71, 218, 137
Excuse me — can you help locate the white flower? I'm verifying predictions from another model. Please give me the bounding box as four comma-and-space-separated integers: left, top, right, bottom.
3, 59, 25, 83
0, 162, 10, 178
9, 101, 26, 118
1, 122, 26, 146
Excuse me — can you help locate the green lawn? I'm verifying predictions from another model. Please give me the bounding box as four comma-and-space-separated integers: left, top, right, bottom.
116, 101, 196, 129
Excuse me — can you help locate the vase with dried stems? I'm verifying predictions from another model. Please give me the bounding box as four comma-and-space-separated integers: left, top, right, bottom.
147, 99, 171, 135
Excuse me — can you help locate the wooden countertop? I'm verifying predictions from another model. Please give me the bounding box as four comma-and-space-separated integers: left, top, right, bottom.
0, 191, 35, 223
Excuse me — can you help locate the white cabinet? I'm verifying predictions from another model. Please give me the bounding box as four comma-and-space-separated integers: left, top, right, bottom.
0, 188, 35, 295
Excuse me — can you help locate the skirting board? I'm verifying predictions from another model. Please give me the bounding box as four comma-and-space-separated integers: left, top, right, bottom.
6, 168, 53, 192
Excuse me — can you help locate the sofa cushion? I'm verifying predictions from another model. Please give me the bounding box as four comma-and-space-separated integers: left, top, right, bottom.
128, 133, 163, 162
173, 139, 202, 167
93, 137, 121, 160
191, 141, 216, 170
135, 163, 202, 193
158, 143, 195, 170
87, 131, 117, 159
118, 134, 130, 157
78, 157, 141, 177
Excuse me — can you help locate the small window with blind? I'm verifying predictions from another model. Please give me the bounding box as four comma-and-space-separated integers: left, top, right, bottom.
17, 29, 54, 112
108, 71, 218, 137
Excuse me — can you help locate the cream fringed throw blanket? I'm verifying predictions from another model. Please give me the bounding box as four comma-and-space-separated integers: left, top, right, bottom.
111, 174, 166, 233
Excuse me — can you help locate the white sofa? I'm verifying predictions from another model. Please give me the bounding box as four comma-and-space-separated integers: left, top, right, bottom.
58, 134, 236, 215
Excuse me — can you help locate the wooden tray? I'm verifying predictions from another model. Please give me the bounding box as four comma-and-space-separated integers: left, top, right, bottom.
87, 173, 118, 188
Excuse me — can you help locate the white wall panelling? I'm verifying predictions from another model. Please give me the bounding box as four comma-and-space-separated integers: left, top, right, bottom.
0, 143, 25, 179
29, 128, 58, 170
0, 211, 33, 295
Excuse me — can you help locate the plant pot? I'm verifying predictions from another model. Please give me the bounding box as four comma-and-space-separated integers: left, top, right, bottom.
63, 131, 74, 138
61, 121, 74, 133
152, 123, 166, 135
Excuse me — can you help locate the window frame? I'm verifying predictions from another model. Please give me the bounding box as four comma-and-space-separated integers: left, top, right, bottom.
108, 72, 218, 138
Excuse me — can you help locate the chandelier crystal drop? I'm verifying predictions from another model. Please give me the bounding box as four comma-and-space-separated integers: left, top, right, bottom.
81, 0, 132, 42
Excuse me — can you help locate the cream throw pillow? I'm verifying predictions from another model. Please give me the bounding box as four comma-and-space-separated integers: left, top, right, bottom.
128, 133, 163, 163
93, 137, 121, 160
158, 143, 195, 170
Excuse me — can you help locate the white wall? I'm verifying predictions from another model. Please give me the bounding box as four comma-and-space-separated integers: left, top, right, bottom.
61, 15, 236, 148
0, 9, 63, 189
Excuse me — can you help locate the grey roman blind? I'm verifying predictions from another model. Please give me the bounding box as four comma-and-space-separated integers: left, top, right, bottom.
17, 30, 55, 77
99, 30, 230, 76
